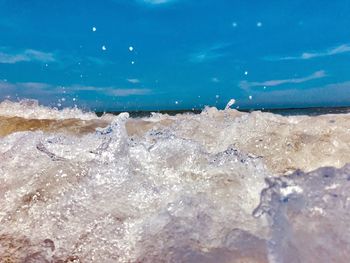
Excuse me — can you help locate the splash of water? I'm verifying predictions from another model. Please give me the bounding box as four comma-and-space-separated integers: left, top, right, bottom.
0, 100, 350, 262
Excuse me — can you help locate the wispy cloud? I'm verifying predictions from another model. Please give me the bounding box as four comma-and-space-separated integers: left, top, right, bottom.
0, 47, 117, 70
68, 85, 151, 96
240, 70, 326, 90
0, 81, 51, 90
142, 0, 174, 4
127, 78, 141, 84
246, 81, 350, 107
0, 81, 59, 98
110, 88, 151, 96
0, 49, 56, 64
85, 56, 114, 66
267, 44, 350, 61
0, 81, 152, 98
211, 77, 220, 83
123, 0, 177, 5
189, 43, 231, 63
114, 0, 177, 5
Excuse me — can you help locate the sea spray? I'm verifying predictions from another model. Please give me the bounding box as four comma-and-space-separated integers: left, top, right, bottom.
0, 100, 350, 262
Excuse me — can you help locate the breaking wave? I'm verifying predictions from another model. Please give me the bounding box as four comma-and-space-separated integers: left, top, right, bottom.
0, 100, 350, 262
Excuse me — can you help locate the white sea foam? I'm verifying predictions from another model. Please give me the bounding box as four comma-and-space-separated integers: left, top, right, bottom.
0, 99, 113, 121
0, 101, 350, 262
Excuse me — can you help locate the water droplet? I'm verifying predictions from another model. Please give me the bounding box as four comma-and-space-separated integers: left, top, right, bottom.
225, 99, 236, 109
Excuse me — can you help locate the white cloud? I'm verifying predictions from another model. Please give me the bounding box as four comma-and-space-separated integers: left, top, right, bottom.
0, 81, 61, 98
189, 43, 231, 63
110, 88, 151, 96
134, 0, 175, 5
56, 84, 151, 96
20, 82, 52, 89
0, 49, 55, 64
0, 49, 113, 67
50, 84, 151, 97
0, 81, 50, 90
127, 78, 141, 84
0, 81, 15, 89
143, 0, 172, 4
247, 81, 350, 106
211, 77, 220, 83
268, 44, 350, 61
0, 81, 151, 98
240, 70, 326, 90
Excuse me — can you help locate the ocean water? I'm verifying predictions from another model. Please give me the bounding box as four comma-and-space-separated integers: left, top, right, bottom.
1, 99, 350, 262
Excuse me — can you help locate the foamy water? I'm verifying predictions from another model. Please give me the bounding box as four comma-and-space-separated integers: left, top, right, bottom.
1, 100, 350, 262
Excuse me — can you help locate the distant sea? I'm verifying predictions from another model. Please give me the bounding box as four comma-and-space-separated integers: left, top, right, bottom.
97, 106, 350, 118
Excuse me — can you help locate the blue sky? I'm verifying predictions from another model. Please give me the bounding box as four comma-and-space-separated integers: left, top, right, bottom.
0, 0, 350, 111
